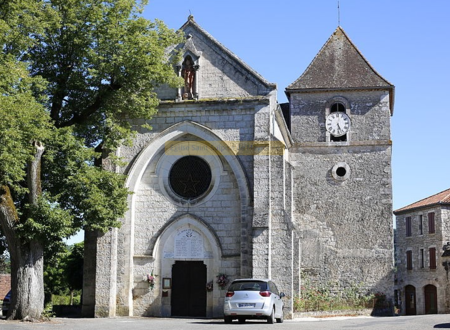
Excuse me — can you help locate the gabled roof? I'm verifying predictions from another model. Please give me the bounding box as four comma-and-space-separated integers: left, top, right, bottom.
393, 188, 450, 215
180, 16, 276, 91
286, 27, 394, 113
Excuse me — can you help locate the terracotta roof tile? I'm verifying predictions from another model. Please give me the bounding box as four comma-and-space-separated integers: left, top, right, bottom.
393, 188, 450, 214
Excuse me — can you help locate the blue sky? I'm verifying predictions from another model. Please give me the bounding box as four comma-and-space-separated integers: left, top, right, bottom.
67, 0, 449, 243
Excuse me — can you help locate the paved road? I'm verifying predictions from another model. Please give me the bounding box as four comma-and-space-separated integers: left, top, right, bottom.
1, 315, 450, 330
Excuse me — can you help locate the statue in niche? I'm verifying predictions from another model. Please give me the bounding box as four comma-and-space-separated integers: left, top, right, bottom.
182, 56, 195, 99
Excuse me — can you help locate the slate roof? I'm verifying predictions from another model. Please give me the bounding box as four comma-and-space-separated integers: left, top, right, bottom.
393, 188, 450, 215
286, 27, 395, 113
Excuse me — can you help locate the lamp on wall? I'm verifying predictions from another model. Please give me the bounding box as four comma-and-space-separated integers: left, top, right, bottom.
441, 242, 450, 280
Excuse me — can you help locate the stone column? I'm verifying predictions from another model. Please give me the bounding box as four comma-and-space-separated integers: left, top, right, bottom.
252, 103, 271, 278
176, 65, 182, 101
81, 230, 97, 317
270, 149, 295, 318
193, 64, 200, 99
94, 228, 118, 317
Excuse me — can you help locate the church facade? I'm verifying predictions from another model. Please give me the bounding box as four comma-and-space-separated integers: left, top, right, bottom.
85, 16, 395, 319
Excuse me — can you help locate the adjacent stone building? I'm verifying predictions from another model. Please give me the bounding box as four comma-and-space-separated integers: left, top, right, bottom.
394, 188, 450, 315
83, 16, 395, 318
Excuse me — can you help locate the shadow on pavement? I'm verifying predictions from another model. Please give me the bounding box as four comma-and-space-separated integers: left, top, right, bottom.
434, 324, 450, 328
190, 320, 273, 325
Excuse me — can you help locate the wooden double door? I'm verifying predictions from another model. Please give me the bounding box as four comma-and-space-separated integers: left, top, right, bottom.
171, 261, 207, 317
404, 284, 438, 315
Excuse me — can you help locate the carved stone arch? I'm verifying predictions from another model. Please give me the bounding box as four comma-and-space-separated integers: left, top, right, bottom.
177, 34, 202, 100
181, 51, 200, 66
122, 121, 252, 313
183, 34, 202, 59
126, 120, 251, 205
152, 213, 223, 260
150, 213, 225, 317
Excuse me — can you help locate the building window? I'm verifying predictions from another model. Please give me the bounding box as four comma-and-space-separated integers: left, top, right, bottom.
331, 162, 351, 181
169, 156, 212, 199
428, 212, 435, 234
420, 249, 424, 268
406, 217, 412, 237
156, 140, 224, 207
406, 250, 413, 270
419, 215, 423, 235
429, 247, 436, 269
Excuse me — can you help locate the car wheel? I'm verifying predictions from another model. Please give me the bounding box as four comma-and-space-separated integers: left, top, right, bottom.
276, 311, 284, 323
238, 317, 246, 323
267, 307, 275, 324
224, 316, 232, 324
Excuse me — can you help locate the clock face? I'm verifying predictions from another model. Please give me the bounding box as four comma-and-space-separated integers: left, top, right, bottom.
326, 112, 350, 137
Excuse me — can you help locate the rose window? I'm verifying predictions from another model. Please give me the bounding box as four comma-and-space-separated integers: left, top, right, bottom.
169, 156, 212, 199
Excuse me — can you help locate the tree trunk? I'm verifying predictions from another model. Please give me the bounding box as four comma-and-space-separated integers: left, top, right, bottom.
0, 142, 45, 320
9, 239, 45, 320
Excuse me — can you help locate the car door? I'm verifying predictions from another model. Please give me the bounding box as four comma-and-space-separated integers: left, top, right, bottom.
269, 281, 283, 317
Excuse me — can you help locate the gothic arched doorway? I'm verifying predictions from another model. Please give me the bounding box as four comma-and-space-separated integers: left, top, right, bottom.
424, 284, 438, 314
405, 285, 416, 315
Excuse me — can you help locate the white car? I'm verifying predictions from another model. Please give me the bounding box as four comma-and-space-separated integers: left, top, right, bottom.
223, 279, 285, 324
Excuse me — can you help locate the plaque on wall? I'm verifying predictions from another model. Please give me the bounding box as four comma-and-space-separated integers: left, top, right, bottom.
174, 229, 204, 258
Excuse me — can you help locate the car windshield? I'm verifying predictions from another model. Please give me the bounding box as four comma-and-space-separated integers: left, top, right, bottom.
228, 281, 268, 291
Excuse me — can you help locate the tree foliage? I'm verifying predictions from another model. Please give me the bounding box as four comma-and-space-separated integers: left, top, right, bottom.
0, 0, 182, 245
65, 243, 84, 292
0, 0, 183, 319
44, 242, 84, 299
0, 231, 10, 273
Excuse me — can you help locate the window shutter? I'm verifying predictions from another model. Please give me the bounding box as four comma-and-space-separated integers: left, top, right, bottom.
406, 217, 412, 237
406, 250, 413, 270
429, 247, 436, 269
428, 212, 435, 234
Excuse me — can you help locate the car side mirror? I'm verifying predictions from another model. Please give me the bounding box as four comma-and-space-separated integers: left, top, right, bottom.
279, 292, 285, 298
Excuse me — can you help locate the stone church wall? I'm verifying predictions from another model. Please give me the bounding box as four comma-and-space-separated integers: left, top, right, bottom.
156, 24, 273, 101
118, 100, 263, 182
288, 89, 394, 296
106, 99, 274, 316
89, 17, 395, 319
291, 146, 393, 294
269, 151, 297, 317
130, 157, 241, 316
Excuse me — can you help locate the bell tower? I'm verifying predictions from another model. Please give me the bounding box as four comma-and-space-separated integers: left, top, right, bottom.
286, 27, 395, 295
